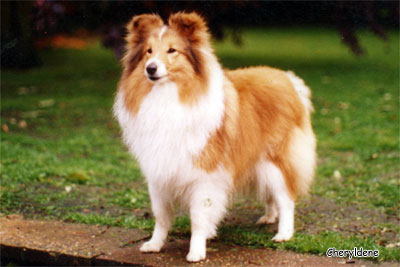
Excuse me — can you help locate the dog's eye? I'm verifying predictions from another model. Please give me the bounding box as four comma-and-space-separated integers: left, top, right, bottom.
167, 48, 176, 54
147, 48, 152, 54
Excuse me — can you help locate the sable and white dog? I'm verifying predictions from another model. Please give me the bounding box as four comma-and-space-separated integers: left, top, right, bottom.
114, 12, 316, 262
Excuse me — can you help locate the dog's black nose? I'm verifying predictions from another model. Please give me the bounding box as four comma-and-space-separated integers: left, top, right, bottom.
146, 63, 157, 75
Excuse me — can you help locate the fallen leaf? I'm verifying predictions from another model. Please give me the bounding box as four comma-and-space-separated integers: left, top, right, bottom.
333, 170, 342, 180
17, 87, 29, 95
334, 117, 341, 124
39, 99, 55, 108
2, 124, 9, 132
68, 170, 88, 184
385, 242, 400, 248
21, 111, 40, 118
383, 93, 391, 101
320, 108, 329, 115
339, 102, 350, 110
370, 153, 379, 160
322, 76, 331, 84
18, 120, 27, 129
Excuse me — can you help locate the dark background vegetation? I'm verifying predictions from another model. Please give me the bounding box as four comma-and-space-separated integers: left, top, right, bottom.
1, 1, 399, 69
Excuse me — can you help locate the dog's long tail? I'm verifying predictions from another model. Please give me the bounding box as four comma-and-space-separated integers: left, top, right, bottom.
286, 71, 314, 113
285, 71, 316, 197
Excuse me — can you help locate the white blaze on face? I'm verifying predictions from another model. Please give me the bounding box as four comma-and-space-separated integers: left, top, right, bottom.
158, 26, 167, 40
144, 26, 169, 80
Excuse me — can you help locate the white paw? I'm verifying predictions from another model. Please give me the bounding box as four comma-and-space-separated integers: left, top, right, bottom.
256, 214, 277, 225
186, 250, 206, 262
140, 240, 163, 253
272, 232, 293, 242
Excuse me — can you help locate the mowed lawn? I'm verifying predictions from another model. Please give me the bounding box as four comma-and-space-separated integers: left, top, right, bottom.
1, 28, 399, 261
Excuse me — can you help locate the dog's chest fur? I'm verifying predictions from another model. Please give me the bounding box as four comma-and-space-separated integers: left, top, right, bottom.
114, 75, 225, 186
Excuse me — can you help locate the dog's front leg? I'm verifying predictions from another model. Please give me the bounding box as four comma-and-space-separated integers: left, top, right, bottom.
186, 181, 229, 262
140, 184, 174, 253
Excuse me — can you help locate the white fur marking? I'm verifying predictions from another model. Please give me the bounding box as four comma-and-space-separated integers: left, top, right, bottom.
159, 26, 167, 40
287, 127, 316, 195
187, 166, 232, 261
140, 183, 173, 253
286, 71, 314, 112
255, 160, 294, 241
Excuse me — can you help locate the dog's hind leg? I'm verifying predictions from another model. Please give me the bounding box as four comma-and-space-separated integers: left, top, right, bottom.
255, 159, 295, 242
257, 194, 278, 225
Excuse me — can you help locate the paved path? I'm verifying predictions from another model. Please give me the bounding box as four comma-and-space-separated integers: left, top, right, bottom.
0, 215, 395, 266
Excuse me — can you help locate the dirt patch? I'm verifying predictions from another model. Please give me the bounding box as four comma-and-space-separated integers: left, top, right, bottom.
224, 195, 399, 244
297, 196, 399, 242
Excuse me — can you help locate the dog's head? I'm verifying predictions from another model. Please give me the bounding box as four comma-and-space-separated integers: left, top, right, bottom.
122, 12, 210, 84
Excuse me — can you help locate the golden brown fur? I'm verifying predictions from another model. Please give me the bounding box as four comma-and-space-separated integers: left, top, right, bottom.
195, 67, 309, 199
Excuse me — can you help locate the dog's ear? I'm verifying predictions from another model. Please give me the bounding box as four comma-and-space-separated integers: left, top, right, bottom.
126, 14, 163, 44
168, 12, 210, 45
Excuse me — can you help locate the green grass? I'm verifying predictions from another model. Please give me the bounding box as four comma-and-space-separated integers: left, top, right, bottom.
1, 27, 399, 261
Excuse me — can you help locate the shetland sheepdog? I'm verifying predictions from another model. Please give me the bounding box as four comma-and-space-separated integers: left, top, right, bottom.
114, 12, 316, 262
